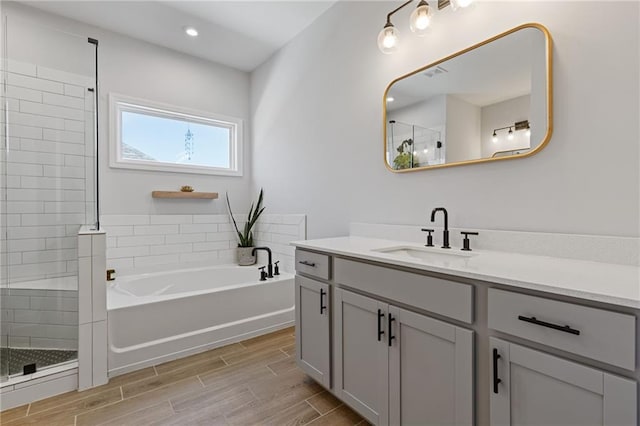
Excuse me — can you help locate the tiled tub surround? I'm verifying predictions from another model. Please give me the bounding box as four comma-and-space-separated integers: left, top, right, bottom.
102, 213, 306, 274
1, 59, 96, 285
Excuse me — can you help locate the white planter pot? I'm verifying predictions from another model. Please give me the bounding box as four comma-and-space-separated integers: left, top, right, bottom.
237, 247, 257, 266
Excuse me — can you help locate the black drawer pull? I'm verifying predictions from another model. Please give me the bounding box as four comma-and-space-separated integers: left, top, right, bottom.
298, 260, 317, 268
377, 309, 385, 341
518, 315, 580, 336
388, 314, 396, 346
492, 348, 501, 394
320, 288, 327, 314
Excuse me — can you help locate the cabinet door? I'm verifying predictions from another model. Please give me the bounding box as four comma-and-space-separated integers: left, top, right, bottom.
295, 275, 331, 388
490, 337, 637, 426
335, 288, 389, 425
389, 306, 474, 426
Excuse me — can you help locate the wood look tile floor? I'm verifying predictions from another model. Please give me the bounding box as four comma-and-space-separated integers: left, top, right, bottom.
1, 328, 369, 426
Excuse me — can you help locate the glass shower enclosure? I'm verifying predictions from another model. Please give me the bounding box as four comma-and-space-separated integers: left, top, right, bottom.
387, 120, 444, 169
1, 15, 97, 382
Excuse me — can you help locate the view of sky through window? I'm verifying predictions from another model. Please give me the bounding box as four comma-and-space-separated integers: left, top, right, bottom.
121, 110, 231, 168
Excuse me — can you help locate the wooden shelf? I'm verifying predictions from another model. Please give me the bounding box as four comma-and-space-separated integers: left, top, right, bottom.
152, 191, 219, 199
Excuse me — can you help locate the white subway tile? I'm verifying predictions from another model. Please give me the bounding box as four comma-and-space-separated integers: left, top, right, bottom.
108, 246, 149, 259
43, 128, 85, 144
7, 60, 37, 77
8, 110, 66, 130
44, 202, 86, 214
179, 251, 218, 264
192, 215, 229, 224
8, 124, 42, 139
7, 162, 43, 177
7, 336, 30, 348
36, 65, 93, 87
1, 238, 45, 252
64, 84, 85, 98
63, 190, 85, 202
5, 175, 21, 188
22, 249, 77, 264
206, 231, 236, 242
218, 249, 236, 263
6, 85, 42, 102
91, 249, 107, 320
217, 223, 234, 232
42, 92, 85, 110
149, 243, 192, 255
165, 233, 206, 244
134, 224, 179, 235
64, 119, 84, 133
273, 224, 302, 236
20, 138, 85, 156
21, 213, 85, 226
7, 73, 63, 94
6, 150, 65, 166
193, 241, 229, 252
47, 235, 78, 251
30, 337, 77, 351
106, 237, 117, 249
13, 310, 78, 325
100, 215, 149, 226
116, 235, 164, 247
106, 258, 133, 270
67, 259, 79, 273
282, 214, 306, 225
9, 323, 77, 339
43, 164, 85, 178
20, 100, 84, 121
180, 223, 217, 234
21, 176, 84, 190
7, 226, 67, 239
134, 254, 179, 267
149, 215, 193, 225
1, 296, 30, 309
103, 226, 134, 237
63, 155, 85, 167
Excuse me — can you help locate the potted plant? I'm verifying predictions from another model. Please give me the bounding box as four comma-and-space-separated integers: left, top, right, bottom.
226, 189, 265, 266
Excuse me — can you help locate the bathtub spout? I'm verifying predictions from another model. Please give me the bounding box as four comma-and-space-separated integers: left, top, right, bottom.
252, 247, 273, 278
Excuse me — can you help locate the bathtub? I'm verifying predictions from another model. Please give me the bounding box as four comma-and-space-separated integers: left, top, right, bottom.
106, 264, 295, 376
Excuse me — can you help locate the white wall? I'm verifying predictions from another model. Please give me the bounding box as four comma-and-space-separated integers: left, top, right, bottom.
480, 95, 531, 157
3, 2, 253, 216
251, 1, 640, 238
445, 95, 481, 163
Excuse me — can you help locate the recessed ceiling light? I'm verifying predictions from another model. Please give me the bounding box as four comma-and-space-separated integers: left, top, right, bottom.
386, 96, 394, 102
185, 27, 198, 37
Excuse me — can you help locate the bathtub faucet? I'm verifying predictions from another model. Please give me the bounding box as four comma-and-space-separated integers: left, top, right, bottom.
252, 247, 273, 278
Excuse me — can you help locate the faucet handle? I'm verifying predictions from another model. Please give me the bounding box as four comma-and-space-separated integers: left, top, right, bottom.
421, 228, 434, 247
258, 266, 267, 281
460, 231, 479, 251
273, 261, 280, 276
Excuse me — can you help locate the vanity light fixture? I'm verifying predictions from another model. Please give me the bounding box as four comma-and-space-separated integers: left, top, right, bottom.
378, 0, 474, 54
386, 96, 395, 102
492, 120, 530, 143
184, 27, 198, 37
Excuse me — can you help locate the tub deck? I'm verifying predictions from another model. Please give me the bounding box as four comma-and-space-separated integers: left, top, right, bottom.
1, 328, 368, 425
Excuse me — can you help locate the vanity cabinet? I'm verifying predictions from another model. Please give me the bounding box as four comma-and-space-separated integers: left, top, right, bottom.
295, 275, 331, 388
334, 288, 474, 426
489, 337, 637, 426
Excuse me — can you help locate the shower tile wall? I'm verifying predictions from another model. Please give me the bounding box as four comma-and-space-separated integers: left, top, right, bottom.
102, 214, 306, 273
1, 59, 94, 284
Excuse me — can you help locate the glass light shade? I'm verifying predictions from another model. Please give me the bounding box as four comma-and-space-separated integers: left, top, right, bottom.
378, 25, 400, 54
507, 129, 514, 140
492, 132, 498, 143
410, 4, 432, 36
450, 0, 474, 11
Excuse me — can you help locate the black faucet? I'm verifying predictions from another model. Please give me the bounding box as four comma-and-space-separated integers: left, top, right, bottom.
430, 207, 450, 249
252, 247, 273, 278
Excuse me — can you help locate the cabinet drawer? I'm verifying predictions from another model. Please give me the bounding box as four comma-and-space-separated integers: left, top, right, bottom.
295, 250, 331, 280
488, 288, 636, 370
334, 258, 473, 324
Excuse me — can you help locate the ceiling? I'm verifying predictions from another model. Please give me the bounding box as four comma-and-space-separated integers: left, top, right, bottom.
21, 0, 337, 72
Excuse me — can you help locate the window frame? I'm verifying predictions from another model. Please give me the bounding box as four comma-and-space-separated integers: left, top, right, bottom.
109, 93, 243, 176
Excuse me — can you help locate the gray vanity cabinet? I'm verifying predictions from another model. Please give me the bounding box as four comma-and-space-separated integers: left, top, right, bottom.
389, 306, 474, 426
489, 337, 637, 426
334, 288, 474, 426
334, 288, 390, 425
295, 275, 331, 388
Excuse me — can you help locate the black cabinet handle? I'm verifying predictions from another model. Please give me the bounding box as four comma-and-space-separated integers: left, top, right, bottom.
492, 348, 502, 394
298, 260, 316, 268
388, 314, 396, 346
377, 309, 385, 341
320, 288, 327, 314
518, 315, 580, 336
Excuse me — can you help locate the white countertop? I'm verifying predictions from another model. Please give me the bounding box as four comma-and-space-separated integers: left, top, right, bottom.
292, 236, 640, 309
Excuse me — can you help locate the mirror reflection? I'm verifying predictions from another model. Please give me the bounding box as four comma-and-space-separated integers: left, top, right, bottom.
384, 24, 551, 171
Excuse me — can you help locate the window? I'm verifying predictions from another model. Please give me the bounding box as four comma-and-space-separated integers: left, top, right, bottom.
109, 94, 243, 176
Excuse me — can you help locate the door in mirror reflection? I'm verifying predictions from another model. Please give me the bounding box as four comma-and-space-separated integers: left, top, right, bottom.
384, 23, 552, 172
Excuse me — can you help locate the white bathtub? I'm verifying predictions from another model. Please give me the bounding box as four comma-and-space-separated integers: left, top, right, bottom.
106, 264, 294, 376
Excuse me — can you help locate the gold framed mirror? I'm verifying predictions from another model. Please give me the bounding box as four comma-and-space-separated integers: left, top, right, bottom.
383, 23, 552, 172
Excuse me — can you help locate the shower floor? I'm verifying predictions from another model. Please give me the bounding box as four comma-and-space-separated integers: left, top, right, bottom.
0, 348, 77, 377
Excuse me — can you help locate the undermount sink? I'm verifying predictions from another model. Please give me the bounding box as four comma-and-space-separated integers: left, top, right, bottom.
372, 245, 477, 262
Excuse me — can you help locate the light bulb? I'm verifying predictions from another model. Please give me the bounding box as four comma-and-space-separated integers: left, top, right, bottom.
386, 96, 395, 102
492, 131, 498, 143
423, 149, 428, 153
184, 27, 198, 37
507, 128, 514, 140
410, 2, 432, 36
450, 0, 473, 11
526, 124, 531, 137
378, 24, 399, 54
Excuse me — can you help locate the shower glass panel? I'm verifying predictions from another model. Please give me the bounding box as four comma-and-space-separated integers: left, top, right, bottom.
386, 121, 443, 170
1, 15, 96, 381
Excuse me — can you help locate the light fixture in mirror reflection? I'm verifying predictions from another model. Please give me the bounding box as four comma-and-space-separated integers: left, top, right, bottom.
383, 23, 553, 172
